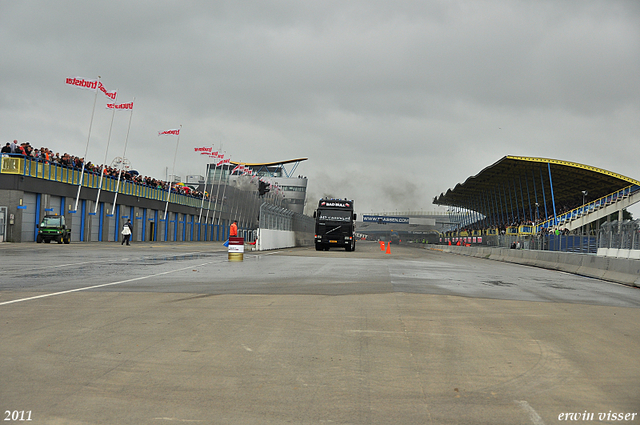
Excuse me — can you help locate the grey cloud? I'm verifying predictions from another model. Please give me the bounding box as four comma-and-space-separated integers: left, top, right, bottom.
1, 0, 639, 214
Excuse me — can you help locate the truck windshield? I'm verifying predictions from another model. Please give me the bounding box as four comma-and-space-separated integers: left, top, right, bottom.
318, 210, 351, 222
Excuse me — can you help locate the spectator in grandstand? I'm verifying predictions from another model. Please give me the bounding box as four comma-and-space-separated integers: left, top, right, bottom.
8, 139, 211, 201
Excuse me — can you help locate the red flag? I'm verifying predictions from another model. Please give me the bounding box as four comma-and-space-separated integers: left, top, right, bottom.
158, 129, 180, 136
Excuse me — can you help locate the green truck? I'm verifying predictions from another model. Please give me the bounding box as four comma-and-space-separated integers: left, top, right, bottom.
36, 214, 71, 244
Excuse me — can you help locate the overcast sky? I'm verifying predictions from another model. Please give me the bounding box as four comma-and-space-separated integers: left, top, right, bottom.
1, 0, 639, 216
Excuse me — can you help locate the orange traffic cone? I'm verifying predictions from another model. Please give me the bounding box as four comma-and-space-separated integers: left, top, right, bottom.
386, 241, 391, 254
379, 241, 385, 251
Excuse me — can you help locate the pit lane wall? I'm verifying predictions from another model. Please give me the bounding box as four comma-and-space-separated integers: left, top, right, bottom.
255, 204, 314, 250
255, 229, 315, 250
432, 245, 640, 288
256, 229, 295, 250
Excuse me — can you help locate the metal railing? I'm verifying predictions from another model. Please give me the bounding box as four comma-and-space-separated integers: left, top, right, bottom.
441, 220, 640, 254
1, 155, 216, 209
259, 203, 314, 232
536, 184, 639, 230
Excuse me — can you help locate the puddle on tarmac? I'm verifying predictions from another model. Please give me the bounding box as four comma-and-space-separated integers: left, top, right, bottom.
134, 253, 219, 263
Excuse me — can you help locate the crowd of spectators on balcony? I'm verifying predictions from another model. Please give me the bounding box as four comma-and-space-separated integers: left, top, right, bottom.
2, 139, 208, 200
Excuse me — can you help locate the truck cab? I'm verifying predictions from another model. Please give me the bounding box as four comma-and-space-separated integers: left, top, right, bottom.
314, 198, 356, 251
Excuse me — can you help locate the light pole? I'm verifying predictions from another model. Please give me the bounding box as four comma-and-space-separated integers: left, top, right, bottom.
581, 190, 588, 252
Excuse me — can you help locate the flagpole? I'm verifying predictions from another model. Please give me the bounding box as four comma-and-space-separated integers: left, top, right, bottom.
198, 147, 216, 224
231, 164, 244, 221
163, 125, 182, 221
213, 157, 230, 237
205, 161, 218, 223
73, 76, 100, 212
112, 97, 135, 214
94, 94, 117, 214
209, 152, 226, 232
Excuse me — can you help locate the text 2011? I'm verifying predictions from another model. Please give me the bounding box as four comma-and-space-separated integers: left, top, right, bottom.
4, 411, 32, 421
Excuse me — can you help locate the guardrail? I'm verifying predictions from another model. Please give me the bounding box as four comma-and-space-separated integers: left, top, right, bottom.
433, 244, 640, 287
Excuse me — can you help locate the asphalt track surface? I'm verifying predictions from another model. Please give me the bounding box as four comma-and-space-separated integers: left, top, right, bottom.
1, 241, 639, 425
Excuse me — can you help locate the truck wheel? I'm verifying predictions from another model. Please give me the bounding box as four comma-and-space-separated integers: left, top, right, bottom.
57, 235, 63, 244
63, 235, 70, 244
36, 234, 43, 243
345, 245, 352, 252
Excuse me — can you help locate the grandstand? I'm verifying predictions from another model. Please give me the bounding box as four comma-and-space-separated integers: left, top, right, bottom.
0, 154, 281, 243
433, 156, 640, 252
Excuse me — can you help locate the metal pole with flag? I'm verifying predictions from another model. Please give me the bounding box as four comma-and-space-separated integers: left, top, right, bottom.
197, 147, 216, 224
93, 89, 119, 214
66, 76, 100, 213
204, 152, 221, 224
160, 126, 182, 221
211, 155, 232, 239
208, 154, 229, 235
111, 99, 135, 214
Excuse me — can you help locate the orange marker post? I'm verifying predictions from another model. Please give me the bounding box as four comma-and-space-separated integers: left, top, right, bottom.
386, 241, 391, 254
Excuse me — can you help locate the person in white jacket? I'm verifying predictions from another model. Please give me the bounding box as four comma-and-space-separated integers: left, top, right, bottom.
121, 219, 133, 246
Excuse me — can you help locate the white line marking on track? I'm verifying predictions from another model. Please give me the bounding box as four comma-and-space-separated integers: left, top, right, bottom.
515, 400, 545, 425
0, 260, 216, 307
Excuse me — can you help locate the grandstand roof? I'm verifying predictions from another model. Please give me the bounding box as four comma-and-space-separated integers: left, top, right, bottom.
227, 158, 308, 178
229, 158, 308, 167
433, 156, 640, 215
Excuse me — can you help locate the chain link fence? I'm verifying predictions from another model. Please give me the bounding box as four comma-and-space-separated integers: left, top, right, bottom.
598, 220, 640, 250
454, 219, 640, 254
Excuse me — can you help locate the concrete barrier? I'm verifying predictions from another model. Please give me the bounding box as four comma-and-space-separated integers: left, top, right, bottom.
597, 247, 640, 259
576, 255, 608, 281
256, 228, 295, 251
431, 245, 640, 288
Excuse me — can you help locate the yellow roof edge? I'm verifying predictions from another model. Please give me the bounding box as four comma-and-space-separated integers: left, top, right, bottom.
506, 155, 640, 186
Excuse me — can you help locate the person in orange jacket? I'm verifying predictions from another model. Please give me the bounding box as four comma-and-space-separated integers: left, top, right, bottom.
230, 220, 238, 238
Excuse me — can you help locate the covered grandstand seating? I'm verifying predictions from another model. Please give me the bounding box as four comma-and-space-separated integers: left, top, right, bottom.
433, 156, 640, 232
